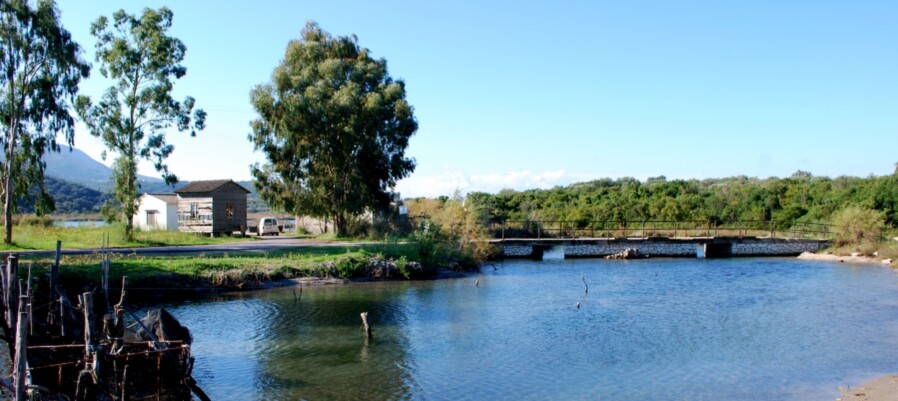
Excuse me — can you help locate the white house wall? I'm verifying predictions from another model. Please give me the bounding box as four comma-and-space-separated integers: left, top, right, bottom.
134, 195, 177, 231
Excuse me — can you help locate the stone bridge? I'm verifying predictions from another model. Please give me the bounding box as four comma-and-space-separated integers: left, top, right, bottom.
497, 237, 829, 259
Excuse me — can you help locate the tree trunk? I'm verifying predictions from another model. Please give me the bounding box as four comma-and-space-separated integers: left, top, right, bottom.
124, 161, 134, 240
3, 123, 16, 245
335, 213, 347, 237
3, 171, 12, 245
3, 58, 16, 245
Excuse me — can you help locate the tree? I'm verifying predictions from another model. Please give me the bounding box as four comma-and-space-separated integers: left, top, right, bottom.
76, 7, 205, 239
0, 0, 89, 244
249, 22, 417, 236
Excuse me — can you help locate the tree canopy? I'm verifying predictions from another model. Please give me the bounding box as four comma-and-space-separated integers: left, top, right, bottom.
249, 21, 417, 235
0, 0, 89, 243
457, 172, 898, 232
76, 7, 205, 238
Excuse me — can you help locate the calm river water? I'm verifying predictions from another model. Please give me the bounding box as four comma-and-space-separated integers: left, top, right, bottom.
151, 258, 898, 401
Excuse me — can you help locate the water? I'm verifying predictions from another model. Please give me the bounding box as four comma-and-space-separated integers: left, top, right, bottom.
52, 220, 107, 228
151, 258, 898, 400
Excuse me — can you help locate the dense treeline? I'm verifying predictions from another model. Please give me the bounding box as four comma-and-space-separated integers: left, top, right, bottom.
461, 171, 898, 230
18, 176, 109, 214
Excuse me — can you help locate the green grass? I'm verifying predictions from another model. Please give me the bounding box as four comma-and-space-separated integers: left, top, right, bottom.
22, 242, 423, 290
0, 222, 256, 251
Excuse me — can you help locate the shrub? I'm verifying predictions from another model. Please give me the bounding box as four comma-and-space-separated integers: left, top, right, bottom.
396, 256, 410, 279
831, 205, 886, 246
15, 214, 53, 227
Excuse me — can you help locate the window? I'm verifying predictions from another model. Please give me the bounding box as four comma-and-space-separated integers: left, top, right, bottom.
226, 204, 234, 219
189, 203, 198, 219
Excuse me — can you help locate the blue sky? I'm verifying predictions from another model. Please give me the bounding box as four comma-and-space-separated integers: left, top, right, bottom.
55, 0, 898, 197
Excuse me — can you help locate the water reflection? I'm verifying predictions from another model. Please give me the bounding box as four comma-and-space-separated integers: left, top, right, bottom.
254, 284, 416, 400
156, 258, 898, 401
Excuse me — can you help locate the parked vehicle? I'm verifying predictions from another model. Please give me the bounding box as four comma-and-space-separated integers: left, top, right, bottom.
258, 217, 280, 236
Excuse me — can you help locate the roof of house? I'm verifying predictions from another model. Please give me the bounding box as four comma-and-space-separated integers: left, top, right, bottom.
142, 193, 178, 204
174, 179, 250, 194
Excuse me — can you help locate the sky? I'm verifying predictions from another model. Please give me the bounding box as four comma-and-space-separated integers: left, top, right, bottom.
54, 0, 898, 198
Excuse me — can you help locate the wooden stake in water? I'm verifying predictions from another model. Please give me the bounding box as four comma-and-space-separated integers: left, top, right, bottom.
360, 312, 372, 339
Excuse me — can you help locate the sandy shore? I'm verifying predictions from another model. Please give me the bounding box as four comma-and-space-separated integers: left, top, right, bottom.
797, 252, 892, 265
838, 376, 898, 401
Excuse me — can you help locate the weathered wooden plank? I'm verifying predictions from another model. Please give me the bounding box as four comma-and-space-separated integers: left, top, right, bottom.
174, 182, 248, 234
13, 297, 28, 401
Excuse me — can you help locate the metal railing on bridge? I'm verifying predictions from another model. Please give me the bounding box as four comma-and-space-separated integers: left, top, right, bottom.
488, 220, 834, 240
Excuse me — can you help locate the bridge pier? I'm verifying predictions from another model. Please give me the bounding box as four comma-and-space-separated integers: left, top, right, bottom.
500, 244, 546, 260
702, 242, 732, 258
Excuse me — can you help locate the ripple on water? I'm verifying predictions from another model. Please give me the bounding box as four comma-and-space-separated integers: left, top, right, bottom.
159, 258, 898, 401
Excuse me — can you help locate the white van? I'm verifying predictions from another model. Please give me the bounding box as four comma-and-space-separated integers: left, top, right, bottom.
258, 217, 280, 236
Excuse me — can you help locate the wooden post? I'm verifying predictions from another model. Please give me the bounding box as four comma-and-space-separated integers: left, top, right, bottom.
116, 276, 128, 308
48, 241, 60, 327
0, 256, 6, 311
54, 240, 61, 269
82, 292, 96, 372
113, 277, 128, 351
13, 295, 28, 401
6, 254, 18, 338
101, 257, 111, 313
59, 296, 66, 337
360, 312, 372, 339
26, 266, 32, 336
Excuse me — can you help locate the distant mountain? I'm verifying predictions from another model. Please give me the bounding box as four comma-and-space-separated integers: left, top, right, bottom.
36, 146, 270, 213
43, 146, 163, 191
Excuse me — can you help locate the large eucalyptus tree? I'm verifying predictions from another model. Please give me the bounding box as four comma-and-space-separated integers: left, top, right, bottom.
77, 7, 205, 239
249, 22, 417, 236
0, 0, 89, 244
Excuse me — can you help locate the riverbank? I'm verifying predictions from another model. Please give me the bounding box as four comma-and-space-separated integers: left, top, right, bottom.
15, 242, 479, 303
839, 376, 898, 401
797, 251, 894, 266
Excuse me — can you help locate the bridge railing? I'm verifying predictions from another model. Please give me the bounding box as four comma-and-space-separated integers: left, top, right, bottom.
489, 220, 834, 240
